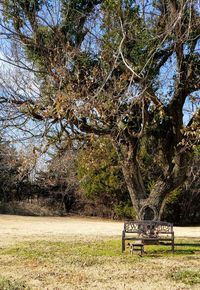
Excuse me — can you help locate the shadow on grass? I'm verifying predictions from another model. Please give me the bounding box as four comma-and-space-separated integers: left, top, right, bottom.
139, 241, 200, 257
174, 243, 200, 255
175, 243, 200, 247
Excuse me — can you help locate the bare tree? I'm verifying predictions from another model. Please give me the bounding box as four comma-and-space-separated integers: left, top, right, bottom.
36, 150, 78, 211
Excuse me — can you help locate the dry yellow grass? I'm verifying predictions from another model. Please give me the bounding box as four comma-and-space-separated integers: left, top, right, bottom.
0, 215, 200, 290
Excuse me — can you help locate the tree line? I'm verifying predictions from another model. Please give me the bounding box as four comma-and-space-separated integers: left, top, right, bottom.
0, 134, 199, 225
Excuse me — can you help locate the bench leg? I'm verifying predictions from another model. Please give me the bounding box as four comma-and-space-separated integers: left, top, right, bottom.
122, 230, 125, 252
172, 240, 175, 254
122, 238, 125, 252
172, 233, 175, 254
141, 245, 144, 256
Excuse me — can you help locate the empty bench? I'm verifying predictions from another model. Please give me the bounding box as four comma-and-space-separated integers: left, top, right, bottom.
122, 220, 174, 254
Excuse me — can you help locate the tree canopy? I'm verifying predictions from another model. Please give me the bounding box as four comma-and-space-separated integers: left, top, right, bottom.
0, 0, 199, 219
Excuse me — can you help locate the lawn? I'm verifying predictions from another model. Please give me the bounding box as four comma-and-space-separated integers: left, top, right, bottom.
0, 238, 200, 289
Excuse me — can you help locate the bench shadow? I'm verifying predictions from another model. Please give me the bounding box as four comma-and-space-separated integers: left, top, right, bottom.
174, 243, 200, 255
175, 243, 200, 247
139, 242, 200, 257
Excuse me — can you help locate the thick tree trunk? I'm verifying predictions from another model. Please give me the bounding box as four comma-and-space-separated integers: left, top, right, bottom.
132, 166, 188, 221
121, 157, 189, 220
113, 134, 189, 221
121, 159, 146, 218
113, 140, 147, 219
138, 180, 173, 220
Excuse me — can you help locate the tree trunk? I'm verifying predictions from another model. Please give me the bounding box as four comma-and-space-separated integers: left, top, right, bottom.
138, 180, 173, 221
134, 169, 188, 221
113, 140, 147, 219
120, 157, 189, 220
113, 134, 189, 221
121, 159, 146, 218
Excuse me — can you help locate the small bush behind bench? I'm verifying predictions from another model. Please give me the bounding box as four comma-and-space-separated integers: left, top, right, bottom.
122, 220, 174, 254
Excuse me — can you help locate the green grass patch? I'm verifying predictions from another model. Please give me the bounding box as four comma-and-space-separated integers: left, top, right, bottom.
0, 238, 200, 265
0, 276, 31, 290
0, 240, 122, 260
170, 270, 200, 285
1, 238, 200, 289
0, 239, 126, 268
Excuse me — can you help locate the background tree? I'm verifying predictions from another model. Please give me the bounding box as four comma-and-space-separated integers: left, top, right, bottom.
36, 149, 78, 212
0, 137, 19, 202
77, 136, 135, 218
0, 0, 199, 219
163, 146, 200, 225
0, 135, 33, 202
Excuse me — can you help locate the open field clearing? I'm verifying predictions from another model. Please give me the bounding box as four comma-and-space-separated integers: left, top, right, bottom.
0, 215, 200, 289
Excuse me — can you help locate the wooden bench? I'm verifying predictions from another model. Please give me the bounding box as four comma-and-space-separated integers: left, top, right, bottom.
122, 220, 174, 254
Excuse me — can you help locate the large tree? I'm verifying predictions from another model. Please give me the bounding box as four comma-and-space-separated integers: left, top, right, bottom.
0, 0, 199, 219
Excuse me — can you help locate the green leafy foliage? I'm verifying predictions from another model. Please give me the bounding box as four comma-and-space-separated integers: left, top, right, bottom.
76, 136, 132, 216
162, 187, 182, 223
163, 152, 200, 225
114, 201, 136, 219
77, 137, 123, 198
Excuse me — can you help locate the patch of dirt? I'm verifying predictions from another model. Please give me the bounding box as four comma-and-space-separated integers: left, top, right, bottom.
0, 214, 200, 247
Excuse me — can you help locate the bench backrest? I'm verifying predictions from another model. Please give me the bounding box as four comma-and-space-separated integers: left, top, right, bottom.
124, 220, 173, 237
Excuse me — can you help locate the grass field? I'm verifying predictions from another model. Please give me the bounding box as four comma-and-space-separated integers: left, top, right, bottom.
1, 238, 200, 290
